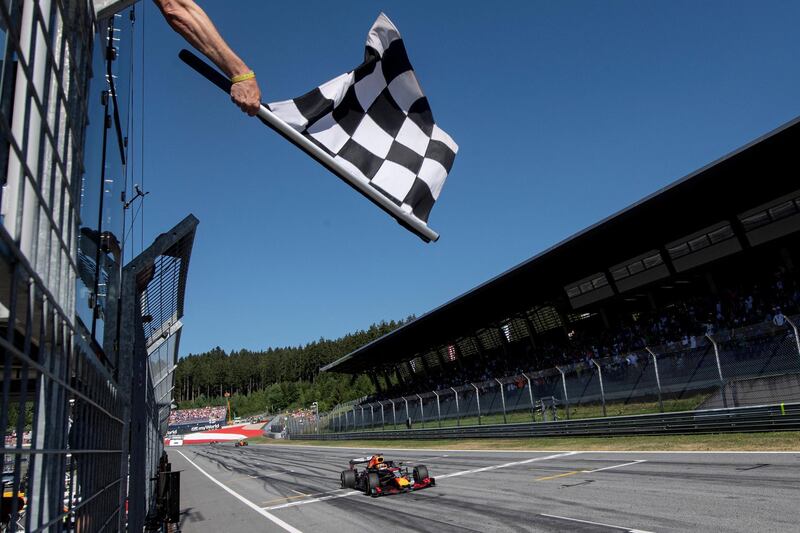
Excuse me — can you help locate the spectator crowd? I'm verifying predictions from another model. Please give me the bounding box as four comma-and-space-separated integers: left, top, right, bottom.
375, 266, 800, 400
168, 406, 226, 426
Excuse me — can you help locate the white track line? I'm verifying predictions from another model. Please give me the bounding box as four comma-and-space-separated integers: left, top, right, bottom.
540, 513, 655, 533
254, 443, 798, 454
265, 490, 361, 511
177, 450, 303, 533
584, 460, 646, 473
437, 451, 580, 479
263, 451, 580, 511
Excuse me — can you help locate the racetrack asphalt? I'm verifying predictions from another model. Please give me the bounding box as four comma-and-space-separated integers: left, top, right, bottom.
169, 443, 799, 532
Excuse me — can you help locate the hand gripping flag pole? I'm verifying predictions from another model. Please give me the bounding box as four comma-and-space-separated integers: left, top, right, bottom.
179, 13, 457, 243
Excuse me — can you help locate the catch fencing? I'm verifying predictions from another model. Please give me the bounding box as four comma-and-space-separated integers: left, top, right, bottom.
290, 316, 800, 437
1, 2, 195, 531
0, 1, 130, 531
292, 403, 800, 441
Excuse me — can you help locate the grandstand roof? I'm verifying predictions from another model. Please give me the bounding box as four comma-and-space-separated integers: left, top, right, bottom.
322, 116, 800, 374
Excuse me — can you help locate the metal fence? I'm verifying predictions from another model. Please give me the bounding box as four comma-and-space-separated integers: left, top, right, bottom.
120, 215, 197, 532
1, 1, 195, 531
295, 403, 800, 441
298, 316, 800, 436
0, 0, 130, 530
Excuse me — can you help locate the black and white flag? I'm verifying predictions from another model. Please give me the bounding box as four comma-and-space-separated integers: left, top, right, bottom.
266, 13, 457, 241
180, 13, 456, 242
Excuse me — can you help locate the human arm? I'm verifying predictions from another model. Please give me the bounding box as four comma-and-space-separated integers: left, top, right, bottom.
153, 0, 261, 116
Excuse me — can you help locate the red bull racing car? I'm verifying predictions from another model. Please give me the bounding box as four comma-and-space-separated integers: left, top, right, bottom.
340, 455, 435, 497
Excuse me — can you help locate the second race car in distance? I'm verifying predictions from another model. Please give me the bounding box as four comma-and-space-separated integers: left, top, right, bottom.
340, 454, 435, 497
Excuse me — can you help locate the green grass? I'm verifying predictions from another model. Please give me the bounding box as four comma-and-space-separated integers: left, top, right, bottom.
250, 431, 800, 452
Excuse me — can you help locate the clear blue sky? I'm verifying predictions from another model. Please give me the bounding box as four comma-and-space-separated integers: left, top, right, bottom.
134, 0, 800, 356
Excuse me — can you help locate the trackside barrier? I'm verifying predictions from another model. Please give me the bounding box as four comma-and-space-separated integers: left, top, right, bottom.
292, 403, 800, 440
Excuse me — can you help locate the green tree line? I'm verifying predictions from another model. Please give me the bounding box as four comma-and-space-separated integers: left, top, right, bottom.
174, 318, 412, 415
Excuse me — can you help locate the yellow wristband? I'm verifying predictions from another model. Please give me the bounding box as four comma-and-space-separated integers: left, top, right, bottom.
231, 71, 255, 84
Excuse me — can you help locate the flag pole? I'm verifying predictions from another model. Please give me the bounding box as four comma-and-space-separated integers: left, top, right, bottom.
179, 49, 439, 243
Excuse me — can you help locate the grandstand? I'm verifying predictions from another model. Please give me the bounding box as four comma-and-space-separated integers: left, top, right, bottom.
321, 116, 800, 427
167, 407, 227, 435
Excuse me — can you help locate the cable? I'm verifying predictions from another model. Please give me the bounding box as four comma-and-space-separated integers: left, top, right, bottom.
140, 1, 146, 256
122, 4, 135, 265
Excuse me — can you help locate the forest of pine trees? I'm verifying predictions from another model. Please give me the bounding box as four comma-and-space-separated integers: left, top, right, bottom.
174, 318, 412, 416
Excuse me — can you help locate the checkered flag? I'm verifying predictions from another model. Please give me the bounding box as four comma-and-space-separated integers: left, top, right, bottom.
179, 13, 456, 242
267, 13, 458, 233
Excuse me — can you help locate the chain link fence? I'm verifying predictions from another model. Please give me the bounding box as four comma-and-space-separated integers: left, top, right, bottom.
295, 316, 800, 436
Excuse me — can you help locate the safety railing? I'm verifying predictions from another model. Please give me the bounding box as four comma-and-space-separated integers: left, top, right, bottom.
293, 403, 800, 440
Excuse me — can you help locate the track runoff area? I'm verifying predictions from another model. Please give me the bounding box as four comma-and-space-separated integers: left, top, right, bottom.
170, 443, 798, 532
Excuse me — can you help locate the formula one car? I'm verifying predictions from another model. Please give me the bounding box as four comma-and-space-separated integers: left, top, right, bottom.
234, 439, 249, 447
340, 455, 435, 497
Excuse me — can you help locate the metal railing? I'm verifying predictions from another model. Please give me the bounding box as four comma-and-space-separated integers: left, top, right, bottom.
298, 316, 800, 437
293, 403, 800, 441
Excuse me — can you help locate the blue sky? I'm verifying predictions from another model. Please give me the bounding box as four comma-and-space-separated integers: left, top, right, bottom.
133, 0, 800, 356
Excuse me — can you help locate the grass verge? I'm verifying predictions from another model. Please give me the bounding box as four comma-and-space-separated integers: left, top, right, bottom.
248, 431, 800, 452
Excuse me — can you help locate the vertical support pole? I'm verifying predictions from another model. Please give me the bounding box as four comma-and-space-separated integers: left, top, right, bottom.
451, 387, 460, 427
556, 366, 570, 420
379, 402, 385, 430
352, 406, 357, 430
360, 406, 365, 430
495, 378, 507, 424
591, 360, 606, 417
416, 394, 425, 428
403, 397, 409, 427
706, 333, 726, 408
370, 404, 374, 429
523, 373, 536, 422
785, 316, 800, 366
646, 347, 664, 412
433, 391, 442, 428
390, 399, 397, 429
705, 333, 725, 384
472, 383, 482, 425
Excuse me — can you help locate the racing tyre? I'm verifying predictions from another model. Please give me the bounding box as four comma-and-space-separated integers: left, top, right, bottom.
366, 472, 380, 496
341, 469, 356, 489
413, 465, 429, 483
